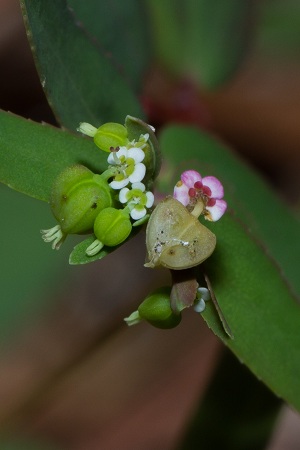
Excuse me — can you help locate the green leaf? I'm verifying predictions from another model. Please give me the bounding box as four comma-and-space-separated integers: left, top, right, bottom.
257, 0, 300, 59
20, 0, 143, 130
158, 125, 300, 411
146, 0, 254, 89
0, 184, 73, 342
0, 110, 107, 201
67, 0, 152, 91
69, 226, 141, 265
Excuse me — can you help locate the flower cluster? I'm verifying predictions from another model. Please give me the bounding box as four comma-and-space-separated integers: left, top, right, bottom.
107, 146, 146, 190
42, 118, 156, 257
79, 121, 155, 223
173, 170, 227, 221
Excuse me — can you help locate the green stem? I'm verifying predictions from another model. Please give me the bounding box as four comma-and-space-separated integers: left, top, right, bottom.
191, 199, 204, 218
100, 167, 117, 181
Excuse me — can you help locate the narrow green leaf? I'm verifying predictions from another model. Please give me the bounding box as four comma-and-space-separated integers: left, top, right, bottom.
67, 0, 152, 91
146, 0, 254, 89
20, 0, 143, 130
158, 125, 300, 410
0, 110, 107, 201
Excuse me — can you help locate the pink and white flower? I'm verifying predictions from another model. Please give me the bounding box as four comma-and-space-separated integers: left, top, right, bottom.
173, 170, 227, 221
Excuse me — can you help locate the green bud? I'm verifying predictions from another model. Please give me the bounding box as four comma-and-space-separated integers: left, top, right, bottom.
50, 165, 113, 234
94, 122, 128, 152
93, 207, 132, 247
138, 287, 182, 329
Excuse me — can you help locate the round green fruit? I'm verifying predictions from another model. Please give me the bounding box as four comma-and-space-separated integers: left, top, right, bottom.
93, 207, 132, 247
50, 165, 113, 234
138, 287, 182, 329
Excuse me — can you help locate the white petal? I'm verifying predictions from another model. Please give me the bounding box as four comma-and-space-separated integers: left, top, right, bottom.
181, 170, 202, 188
128, 147, 145, 163
109, 178, 129, 190
206, 199, 227, 221
119, 187, 130, 203
173, 183, 189, 206
116, 146, 128, 157
145, 191, 154, 208
131, 182, 145, 191
202, 176, 224, 199
131, 206, 146, 220
108, 147, 128, 165
129, 163, 146, 183
107, 152, 116, 165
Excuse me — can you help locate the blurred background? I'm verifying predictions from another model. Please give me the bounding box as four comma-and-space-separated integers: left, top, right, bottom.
1, 0, 300, 449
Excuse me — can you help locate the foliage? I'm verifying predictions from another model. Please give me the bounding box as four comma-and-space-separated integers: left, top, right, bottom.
1, 0, 299, 448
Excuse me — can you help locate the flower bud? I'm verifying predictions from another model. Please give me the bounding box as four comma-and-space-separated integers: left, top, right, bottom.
50, 165, 113, 234
138, 287, 182, 329
93, 207, 132, 247
94, 122, 128, 152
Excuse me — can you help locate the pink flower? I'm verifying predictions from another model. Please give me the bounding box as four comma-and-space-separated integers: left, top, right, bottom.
173, 170, 227, 221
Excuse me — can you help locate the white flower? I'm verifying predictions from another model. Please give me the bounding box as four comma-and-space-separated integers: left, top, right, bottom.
107, 146, 146, 189
119, 182, 154, 220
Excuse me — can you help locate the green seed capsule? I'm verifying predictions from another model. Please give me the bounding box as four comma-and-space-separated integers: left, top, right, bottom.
94, 122, 128, 152
50, 165, 113, 234
93, 207, 132, 247
138, 287, 182, 329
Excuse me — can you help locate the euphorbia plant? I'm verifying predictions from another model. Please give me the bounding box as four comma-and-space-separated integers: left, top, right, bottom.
1, 1, 300, 449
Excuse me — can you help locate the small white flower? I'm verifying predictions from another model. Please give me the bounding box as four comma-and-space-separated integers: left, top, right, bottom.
119, 182, 154, 220
107, 146, 146, 189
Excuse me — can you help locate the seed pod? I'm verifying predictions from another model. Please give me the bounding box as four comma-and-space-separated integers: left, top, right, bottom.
93, 207, 132, 247
145, 197, 216, 270
50, 165, 113, 234
94, 122, 128, 152
138, 287, 181, 329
